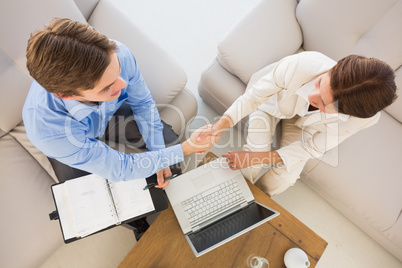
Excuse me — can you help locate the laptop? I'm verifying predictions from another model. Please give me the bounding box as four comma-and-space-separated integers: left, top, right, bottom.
165, 157, 280, 257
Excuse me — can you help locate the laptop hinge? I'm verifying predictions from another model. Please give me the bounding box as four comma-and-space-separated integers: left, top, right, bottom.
240, 202, 248, 209
192, 226, 201, 233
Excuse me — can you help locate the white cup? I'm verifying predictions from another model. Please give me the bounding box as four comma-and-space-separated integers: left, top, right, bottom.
284, 248, 310, 268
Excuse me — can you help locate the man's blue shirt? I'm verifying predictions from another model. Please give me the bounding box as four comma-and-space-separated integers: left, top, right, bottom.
22, 41, 183, 182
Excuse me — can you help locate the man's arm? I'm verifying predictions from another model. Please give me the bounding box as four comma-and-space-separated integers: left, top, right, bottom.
116, 42, 170, 186
34, 123, 215, 182
117, 42, 166, 151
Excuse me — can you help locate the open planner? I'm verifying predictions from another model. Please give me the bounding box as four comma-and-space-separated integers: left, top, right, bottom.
50, 173, 168, 243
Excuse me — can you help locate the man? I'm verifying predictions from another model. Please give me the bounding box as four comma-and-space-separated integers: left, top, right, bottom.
23, 18, 214, 238
198, 51, 397, 196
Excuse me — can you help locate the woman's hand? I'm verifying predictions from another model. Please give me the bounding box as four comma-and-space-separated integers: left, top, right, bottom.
222, 151, 261, 170
181, 124, 220, 156
196, 114, 233, 143
222, 150, 282, 170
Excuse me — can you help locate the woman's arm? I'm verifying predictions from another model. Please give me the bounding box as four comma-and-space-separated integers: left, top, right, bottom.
222, 150, 283, 170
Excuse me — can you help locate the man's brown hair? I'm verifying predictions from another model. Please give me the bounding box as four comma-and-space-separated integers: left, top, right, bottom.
26, 18, 118, 97
329, 55, 397, 118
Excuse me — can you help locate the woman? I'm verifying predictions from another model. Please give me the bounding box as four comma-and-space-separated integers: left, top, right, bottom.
198, 51, 397, 196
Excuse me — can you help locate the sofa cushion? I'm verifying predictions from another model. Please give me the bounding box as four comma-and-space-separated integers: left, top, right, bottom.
384, 67, 402, 123
349, 0, 402, 71
303, 111, 402, 236
296, 0, 400, 61
383, 214, 402, 261
158, 88, 198, 135
0, 0, 86, 136
0, 51, 32, 137
217, 0, 302, 84
199, 59, 247, 115
0, 134, 63, 268
88, 0, 187, 108
9, 123, 58, 182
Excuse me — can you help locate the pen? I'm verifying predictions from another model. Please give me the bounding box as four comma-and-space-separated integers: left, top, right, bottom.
143, 174, 179, 190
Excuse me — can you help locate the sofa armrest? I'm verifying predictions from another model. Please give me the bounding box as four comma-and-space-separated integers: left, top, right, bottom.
88, 0, 187, 108
217, 0, 302, 84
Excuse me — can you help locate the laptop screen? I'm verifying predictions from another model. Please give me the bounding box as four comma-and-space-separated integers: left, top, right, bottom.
186, 202, 279, 256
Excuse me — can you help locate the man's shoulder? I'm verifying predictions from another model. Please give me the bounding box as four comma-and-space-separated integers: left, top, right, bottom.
112, 40, 138, 72
113, 40, 134, 61
24, 80, 51, 108
113, 40, 129, 53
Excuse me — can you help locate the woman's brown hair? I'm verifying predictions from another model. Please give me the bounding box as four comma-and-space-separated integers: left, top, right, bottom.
329, 55, 397, 118
26, 18, 118, 97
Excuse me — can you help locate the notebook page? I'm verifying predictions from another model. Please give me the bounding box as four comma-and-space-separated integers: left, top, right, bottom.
52, 184, 76, 240
64, 174, 118, 237
109, 178, 155, 222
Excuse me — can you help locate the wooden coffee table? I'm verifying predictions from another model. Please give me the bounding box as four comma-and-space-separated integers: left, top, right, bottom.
119, 153, 327, 267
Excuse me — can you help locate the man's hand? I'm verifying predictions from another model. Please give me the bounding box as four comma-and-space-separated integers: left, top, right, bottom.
155, 166, 172, 189
181, 124, 220, 156
196, 114, 233, 143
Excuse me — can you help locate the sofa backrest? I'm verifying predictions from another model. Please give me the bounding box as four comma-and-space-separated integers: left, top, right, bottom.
217, 0, 302, 86
0, 1, 99, 267
296, 0, 402, 122
297, 0, 401, 65
73, 0, 100, 20
0, 0, 92, 138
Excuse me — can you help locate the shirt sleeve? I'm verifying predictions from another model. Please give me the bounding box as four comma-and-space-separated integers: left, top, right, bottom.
33, 126, 184, 182
118, 43, 166, 151
224, 56, 293, 125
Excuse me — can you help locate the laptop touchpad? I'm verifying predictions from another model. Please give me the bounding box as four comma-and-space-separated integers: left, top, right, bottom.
191, 171, 215, 189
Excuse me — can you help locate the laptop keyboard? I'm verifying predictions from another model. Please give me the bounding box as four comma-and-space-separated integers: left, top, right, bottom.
181, 178, 246, 227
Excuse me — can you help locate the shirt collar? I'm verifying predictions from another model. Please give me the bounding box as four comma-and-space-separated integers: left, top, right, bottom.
296, 80, 315, 116
61, 89, 128, 121
296, 79, 315, 102
63, 99, 101, 121
296, 79, 349, 122
326, 112, 350, 121
304, 108, 350, 122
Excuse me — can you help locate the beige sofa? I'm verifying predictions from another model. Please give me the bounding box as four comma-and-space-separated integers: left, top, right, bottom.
0, 0, 197, 267
199, 0, 402, 262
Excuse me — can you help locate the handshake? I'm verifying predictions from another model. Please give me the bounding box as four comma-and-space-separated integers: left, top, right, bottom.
181, 124, 221, 155
180, 114, 282, 171
181, 114, 233, 156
